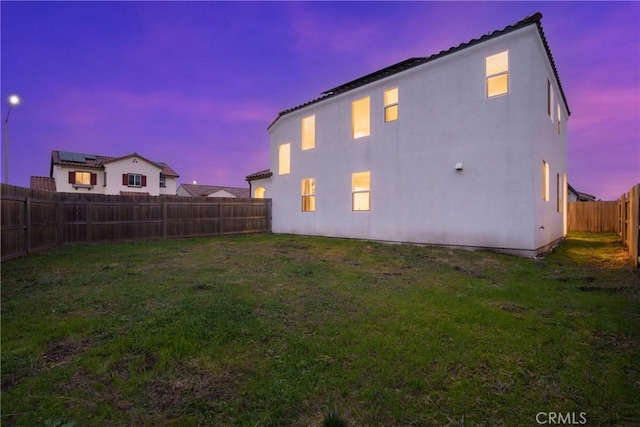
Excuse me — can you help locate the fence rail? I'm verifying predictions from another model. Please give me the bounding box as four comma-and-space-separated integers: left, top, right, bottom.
1, 184, 271, 261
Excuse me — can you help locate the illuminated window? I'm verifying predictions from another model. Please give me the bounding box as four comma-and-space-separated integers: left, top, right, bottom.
486, 51, 509, 97
557, 104, 561, 134
384, 88, 398, 122
301, 178, 315, 212
352, 97, 370, 139
547, 80, 552, 118
75, 171, 91, 185
302, 115, 315, 150
254, 187, 266, 198
278, 143, 290, 175
556, 173, 562, 212
542, 161, 549, 201
352, 171, 370, 211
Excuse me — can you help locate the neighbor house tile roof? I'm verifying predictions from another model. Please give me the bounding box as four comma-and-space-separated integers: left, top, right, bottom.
120, 191, 151, 196
180, 183, 250, 198
268, 12, 568, 129
30, 176, 57, 192
50, 150, 179, 177
245, 169, 273, 182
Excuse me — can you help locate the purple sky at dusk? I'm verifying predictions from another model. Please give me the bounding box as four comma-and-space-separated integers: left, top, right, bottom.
1, 1, 638, 201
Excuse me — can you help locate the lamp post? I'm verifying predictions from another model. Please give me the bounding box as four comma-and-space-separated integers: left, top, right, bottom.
3, 94, 20, 184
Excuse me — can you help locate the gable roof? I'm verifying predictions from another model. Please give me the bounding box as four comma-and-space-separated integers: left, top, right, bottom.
50, 150, 180, 177
178, 183, 250, 198
30, 176, 57, 192
268, 12, 569, 129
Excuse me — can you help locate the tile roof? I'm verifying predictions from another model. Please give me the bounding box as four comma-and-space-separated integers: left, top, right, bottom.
268, 12, 569, 129
120, 191, 151, 196
30, 176, 57, 192
245, 169, 273, 182
179, 183, 250, 198
50, 150, 180, 177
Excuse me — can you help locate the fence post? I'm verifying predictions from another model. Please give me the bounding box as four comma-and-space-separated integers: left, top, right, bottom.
24, 197, 30, 255
86, 200, 92, 242
218, 199, 223, 236
162, 201, 168, 240
56, 199, 64, 247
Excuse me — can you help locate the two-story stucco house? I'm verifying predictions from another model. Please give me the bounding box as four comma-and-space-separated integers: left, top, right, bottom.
247, 13, 570, 257
31, 150, 179, 196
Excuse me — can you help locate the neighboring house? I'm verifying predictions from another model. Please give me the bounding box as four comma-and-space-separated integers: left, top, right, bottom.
30, 150, 179, 196
247, 12, 570, 257
567, 183, 596, 202
177, 183, 250, 198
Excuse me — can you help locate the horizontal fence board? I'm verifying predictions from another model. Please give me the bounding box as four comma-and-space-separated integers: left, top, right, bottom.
567, 201, 618, 232
1, 184, 271, 260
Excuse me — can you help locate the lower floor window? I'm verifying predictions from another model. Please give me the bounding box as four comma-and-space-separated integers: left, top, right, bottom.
352, 171, 371, 211
301, 178, 315, 212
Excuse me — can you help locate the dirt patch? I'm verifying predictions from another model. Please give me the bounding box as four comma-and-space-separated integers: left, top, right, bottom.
592, 331, 638, 352
487, 301, 525, 313
42, 337, 95, 368
146, 364, 243, 413
578, 286, 623, 293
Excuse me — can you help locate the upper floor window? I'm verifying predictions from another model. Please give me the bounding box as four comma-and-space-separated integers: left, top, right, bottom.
68, 171, 96, 187
75, 171, 92, 185
547, 79, 555, 122
278, 143, 290, 175
302, 115, 315, 150
352, 97, 370, 139
160, 175, 166, 188
486, 51, 509, 97
557, 104, 562, 134
384, 88, 398, 122
352, 171, 371, 211
301, 178, 316, 212
125, 173, 145, 187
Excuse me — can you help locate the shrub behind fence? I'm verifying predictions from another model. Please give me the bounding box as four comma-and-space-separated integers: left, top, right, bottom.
1, 184, 271, 260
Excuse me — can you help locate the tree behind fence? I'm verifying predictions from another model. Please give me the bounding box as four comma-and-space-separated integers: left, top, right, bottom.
1, 184, 271, 260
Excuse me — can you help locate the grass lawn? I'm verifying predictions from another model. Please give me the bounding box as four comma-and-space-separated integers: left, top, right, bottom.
1, 232, 639, 426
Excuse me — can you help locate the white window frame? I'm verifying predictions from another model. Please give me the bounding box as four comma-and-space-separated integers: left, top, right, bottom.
352, 97, 370, 139
128, 174, 142, 187
301, 115, 315, 150
301, 178, 316, 212
278, 143, 291, 175
485, 51, 509, 98
384, 88, 398, 123
352, 171, 371, 211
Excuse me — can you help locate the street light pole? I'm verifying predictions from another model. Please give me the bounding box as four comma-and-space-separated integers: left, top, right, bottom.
3, 94, 20, 184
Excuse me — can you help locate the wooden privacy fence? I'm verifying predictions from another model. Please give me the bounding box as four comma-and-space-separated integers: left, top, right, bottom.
617, 184, 640, 267
567, 201, 618, 232
568, 183, 640, 267
1, 184, 271, 261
